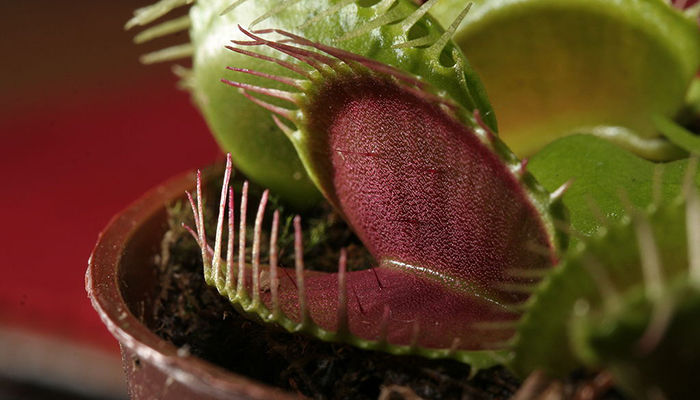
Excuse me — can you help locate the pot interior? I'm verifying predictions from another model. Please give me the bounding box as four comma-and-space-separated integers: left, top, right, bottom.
87, 168, 294, 400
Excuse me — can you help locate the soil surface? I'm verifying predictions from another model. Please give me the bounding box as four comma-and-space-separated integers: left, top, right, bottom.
148, 176, 626, 400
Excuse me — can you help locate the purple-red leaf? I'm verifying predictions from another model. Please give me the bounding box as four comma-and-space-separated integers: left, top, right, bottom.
200, 30, 566, 355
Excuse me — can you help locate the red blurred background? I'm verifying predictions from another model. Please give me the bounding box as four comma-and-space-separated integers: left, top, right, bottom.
0, 1, 218, 398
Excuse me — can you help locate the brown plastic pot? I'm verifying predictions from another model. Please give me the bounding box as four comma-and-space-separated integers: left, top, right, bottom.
86, 167, 295, 400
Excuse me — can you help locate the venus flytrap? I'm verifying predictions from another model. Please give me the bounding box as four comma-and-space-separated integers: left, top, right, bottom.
185, 29, 568, 370
126, 0, 700, 398
126, 0, 496, 209
184, 29, 700, 400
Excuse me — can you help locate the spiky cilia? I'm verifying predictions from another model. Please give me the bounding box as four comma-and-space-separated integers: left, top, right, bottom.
127, 0, 496, 209
185, 28, 568, 369
510, 167, 700, 399
126, 1, 700, 397
185, 28, 700, 398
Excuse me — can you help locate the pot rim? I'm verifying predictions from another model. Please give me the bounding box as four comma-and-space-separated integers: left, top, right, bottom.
86, 166, 294, 399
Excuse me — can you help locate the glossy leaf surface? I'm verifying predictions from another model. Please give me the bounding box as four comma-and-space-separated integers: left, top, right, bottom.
529, 134, 700, 237
431, 0, 700, 160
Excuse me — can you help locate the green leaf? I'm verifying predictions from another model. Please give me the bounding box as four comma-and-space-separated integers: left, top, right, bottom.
511, 164, 700, 380
512, 133, 700, 378
430, 0, 700, 160
528, 134, 699, 238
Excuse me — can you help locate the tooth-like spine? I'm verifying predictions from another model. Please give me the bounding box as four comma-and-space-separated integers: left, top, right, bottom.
379, 305, 390, 344
225, 67, 304, 89
180, 22, 561, 364
236, 182, 249, 299
265, 29, 427, 89
473, 109, 497, 143
173, 65, 195, 91
682, 156, 699, 198
222, 79, 300, 104
140, 43, 194, 65
633, 213, 665, 302
447, 337, 461, 356
134, 15, 191, 44
396, 0, 439, 34
219, 0, 248, 16
687, 190, 700, 286
636, 294, 676, 355
239, 90, 297, 122
269, 210, 282, 320
249, 0, 303, 28
235, 29, 338, 72
225, 46, 313, 79
226, 186, 235, 292
580, 255, 623, 313
393, 1, 446, 49
337, 248, 349, 336
213, 155, 233, 285
585, 196, 610, 228
298, 0, 358, 30
336, 0, 407, 42
426, 3, 472, 57
271, 115, 298, 138
391, 34, 435, 50
550, 180, 573, 203
251, 190, 269, 308
185, 192, 199, 243
196, 171, 208, 271
125, 0, 193, 29
516, 159, 529, 179
294, 216, 310, 328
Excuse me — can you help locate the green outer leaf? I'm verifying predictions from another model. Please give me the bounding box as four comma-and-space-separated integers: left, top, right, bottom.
528, 135, 699, 238
511, 195, 694, 376
431, 0, 700, 160
511, 134, 699, 377
186, 0, 495, 209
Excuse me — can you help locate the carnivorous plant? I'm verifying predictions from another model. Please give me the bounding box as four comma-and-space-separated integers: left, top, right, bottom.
127, 0, 700, 398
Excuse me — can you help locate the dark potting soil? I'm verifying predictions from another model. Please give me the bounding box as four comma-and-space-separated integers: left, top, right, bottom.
148, 175, 625, 400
